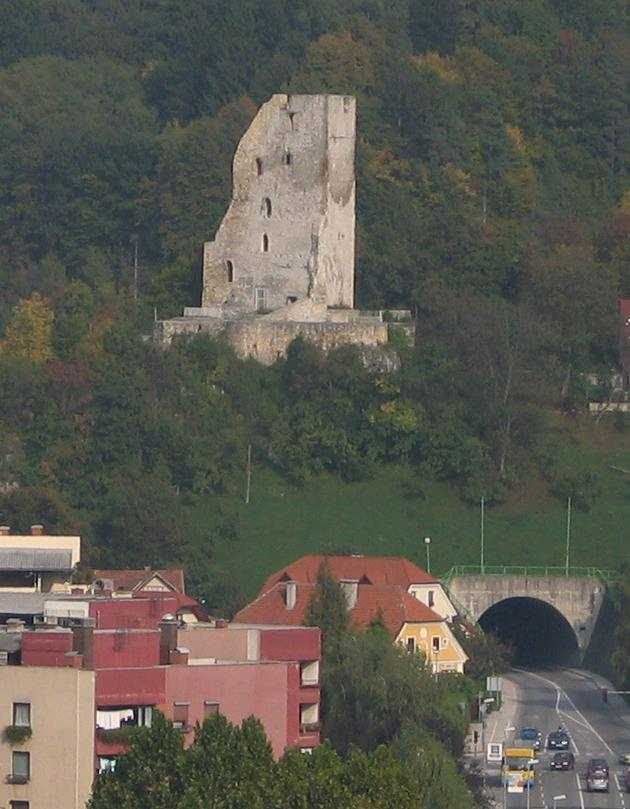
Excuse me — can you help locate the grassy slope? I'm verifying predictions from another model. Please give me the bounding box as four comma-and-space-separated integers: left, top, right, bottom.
196, 417, 630, 600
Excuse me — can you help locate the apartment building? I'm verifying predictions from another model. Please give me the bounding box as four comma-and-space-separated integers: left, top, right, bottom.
0, 594, 321, 808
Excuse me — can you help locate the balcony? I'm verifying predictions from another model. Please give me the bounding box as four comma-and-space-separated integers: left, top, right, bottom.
6, 774, 28, 785
96, 726, 139, 745
2, 726, 32, 745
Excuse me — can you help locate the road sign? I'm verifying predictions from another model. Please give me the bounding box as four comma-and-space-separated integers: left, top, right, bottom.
487, 676, 502, 692
487, 742, 503, 762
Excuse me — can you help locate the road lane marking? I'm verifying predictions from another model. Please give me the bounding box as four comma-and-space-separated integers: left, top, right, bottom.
575, 772, 585, 809
518, 669, 613, 755
615, 773, 627, 808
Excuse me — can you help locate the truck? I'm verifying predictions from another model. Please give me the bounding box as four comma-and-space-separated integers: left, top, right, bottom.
502, 747, 537, 793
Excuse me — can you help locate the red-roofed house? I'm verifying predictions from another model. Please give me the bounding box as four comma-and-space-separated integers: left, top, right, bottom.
92, 568, 186, 594
235, 555, 466, 673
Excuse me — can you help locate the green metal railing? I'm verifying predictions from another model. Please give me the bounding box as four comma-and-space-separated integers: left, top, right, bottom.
440, 564, 619, 585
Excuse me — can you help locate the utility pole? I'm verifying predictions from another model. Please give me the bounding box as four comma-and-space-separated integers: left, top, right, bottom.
245, 444, 252, 505
132, 234, 139, 303
565, 497, 572, 576
480, 496, 485, 573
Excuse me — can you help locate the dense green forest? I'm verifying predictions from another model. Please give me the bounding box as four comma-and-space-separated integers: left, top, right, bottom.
0, 0, 628, 589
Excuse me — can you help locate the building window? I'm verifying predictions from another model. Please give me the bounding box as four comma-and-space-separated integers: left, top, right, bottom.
300, 660, 319, 686
340, 581, 358, 610
255, 158, 262, 176
226, 260, 234, 283
10, 802, 30, 809
172, 703, 189, 730
286, 295, 297, 304
204, 702, 219, 719
262, 197, 272, 218
285, 151, 292, 166
13, 703, 30, 728
262, 233, 269, 252
288, 112, 296, 131
98, 758, 117, 774
432, 636, 440, 652
11, 751, 30, 783
255, 287, 267, 313
406, 637, 415, 653
299, 703, 319, 733
428, 590, 435, 608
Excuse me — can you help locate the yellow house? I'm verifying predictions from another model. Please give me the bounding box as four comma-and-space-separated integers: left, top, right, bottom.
351, 584, 467, 674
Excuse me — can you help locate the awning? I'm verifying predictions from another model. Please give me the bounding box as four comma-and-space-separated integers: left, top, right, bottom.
0, 548, 73, 572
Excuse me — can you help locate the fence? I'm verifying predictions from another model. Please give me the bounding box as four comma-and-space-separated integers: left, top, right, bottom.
440, 564, 619, 586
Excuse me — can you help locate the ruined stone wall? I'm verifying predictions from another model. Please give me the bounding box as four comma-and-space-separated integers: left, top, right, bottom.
202, 94, 355, 314
224, 319, 387, 365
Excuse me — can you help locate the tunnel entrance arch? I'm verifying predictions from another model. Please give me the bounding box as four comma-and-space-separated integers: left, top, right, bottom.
479, 596, 580, 666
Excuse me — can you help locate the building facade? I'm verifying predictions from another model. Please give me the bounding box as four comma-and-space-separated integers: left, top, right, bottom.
0, 593, 322, 806
0, 664, 95, 809
235, 554, 466, 673
0, 526, 80, 594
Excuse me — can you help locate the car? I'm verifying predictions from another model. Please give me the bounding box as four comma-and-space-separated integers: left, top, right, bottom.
519, 727, 543, 750
547, 731, 570, 750
619, 752, 630, 766
586, 758, 609, 793
550, 752, 575, 771
624, 768, 630, 794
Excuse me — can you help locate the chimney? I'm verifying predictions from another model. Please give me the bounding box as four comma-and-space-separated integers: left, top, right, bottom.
214, 619, 228, 629
30, 524, 44, 536
169, 647, 189, 665
159, 616, 178, 665
72, 619, 95, 669
0, 526, 10, 536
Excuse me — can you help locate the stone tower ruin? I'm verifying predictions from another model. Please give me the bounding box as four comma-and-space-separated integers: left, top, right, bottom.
202, 94, 356, 316
156, 93, 412, 366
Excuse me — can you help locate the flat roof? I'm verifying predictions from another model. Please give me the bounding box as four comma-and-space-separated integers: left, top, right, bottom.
0, 548, 72, 572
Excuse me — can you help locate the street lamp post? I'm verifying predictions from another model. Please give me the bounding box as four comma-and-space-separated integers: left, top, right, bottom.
424, 536, 431, 573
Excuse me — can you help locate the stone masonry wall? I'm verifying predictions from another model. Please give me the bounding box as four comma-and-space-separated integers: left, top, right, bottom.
202, 94, 355, 314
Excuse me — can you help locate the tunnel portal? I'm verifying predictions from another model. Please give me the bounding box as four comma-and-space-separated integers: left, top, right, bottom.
478, 596, 580, 666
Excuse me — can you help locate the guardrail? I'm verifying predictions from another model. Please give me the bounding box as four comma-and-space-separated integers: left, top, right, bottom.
440, 565, 619, 584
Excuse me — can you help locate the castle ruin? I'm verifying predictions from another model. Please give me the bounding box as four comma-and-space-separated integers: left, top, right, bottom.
156, 93, 410, 364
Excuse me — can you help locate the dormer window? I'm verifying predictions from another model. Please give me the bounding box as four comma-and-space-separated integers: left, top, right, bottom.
340, 580, 358, 610
285, 581, 297, 610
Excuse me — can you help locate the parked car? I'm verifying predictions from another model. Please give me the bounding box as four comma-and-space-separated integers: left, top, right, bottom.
550, 752, 575, 771
619, 752, 630, 766
586, 758, 609, 793
519, 727, 543, 750
547, 731, 570, 750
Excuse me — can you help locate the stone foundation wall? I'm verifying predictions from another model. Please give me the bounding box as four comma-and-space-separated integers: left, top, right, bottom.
224, 319, 389, 365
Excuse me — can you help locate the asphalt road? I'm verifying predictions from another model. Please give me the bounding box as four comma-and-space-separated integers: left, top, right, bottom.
485, 668, 630, 809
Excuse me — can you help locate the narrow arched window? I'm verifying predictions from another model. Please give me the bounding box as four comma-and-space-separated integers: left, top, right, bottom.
262, 233, 269, 253
262, 197, 271, 218
285, 151, 292, 166
226, 260, 233, 282
255, 158, 262, 177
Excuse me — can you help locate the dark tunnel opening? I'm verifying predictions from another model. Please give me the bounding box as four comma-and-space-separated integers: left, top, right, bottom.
478, 597, 580, 667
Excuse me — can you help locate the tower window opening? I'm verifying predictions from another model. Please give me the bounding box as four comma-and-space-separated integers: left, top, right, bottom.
285, 151, 292, 166
262, 197, 272, 218
288, 112, 296, 131
226, 260, 233, 282
262, 233, 269, 252
255, 158, 262, 177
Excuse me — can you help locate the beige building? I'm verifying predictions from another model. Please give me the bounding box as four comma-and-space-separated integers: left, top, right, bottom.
0, 665, 95, 809
0, 526, 80, 594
